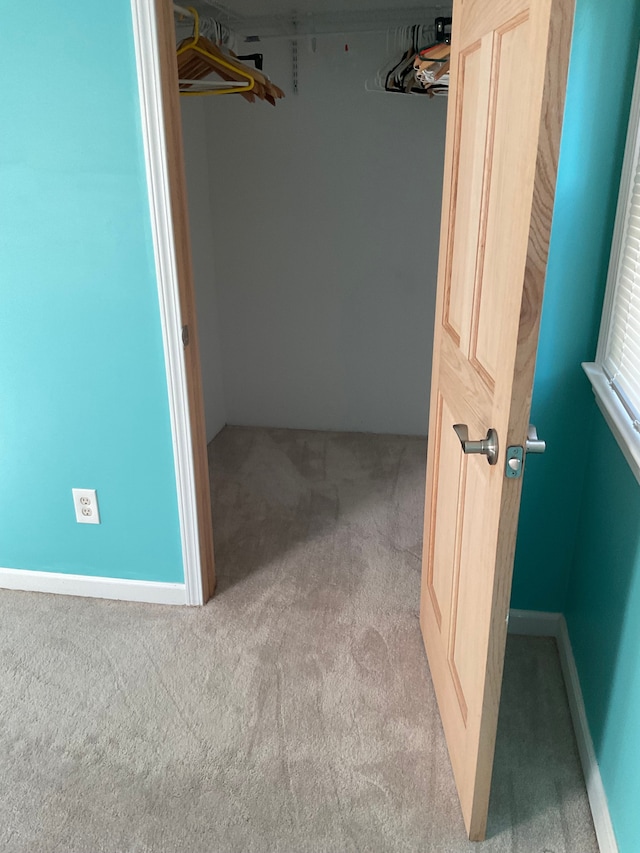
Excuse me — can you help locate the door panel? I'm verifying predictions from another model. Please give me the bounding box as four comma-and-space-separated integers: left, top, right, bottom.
427, 394, 460, 632
421, 0, 574, 840
444, 42, 490, 348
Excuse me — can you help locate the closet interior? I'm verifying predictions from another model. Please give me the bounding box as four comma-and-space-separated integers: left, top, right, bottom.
176, 0, 451, 447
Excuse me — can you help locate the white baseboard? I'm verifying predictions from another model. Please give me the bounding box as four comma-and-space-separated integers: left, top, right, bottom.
509, 608, 618, 853
0, 566, 186, 605
556, 615, 619, 853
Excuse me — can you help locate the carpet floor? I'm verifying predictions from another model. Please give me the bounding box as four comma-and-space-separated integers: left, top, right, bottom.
0, 426, 597, 852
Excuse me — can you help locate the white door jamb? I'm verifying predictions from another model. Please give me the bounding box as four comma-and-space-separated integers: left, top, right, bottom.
130, 0, 204, 606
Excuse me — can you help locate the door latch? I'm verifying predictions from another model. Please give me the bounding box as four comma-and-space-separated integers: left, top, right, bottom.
505, 445, 524, 478
505, 425, 545, 479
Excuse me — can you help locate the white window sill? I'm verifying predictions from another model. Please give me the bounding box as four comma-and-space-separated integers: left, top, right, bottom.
583, 362, 640, 486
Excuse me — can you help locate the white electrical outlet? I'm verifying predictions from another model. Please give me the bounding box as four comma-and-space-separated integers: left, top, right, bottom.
72, 488, 101, 525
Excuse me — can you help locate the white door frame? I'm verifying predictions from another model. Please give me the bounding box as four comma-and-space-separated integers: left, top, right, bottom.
130, 0, 209, 606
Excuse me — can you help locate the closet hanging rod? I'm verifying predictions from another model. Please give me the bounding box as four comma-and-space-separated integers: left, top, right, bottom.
174, 4, 195, 18
178, 79, 248, 90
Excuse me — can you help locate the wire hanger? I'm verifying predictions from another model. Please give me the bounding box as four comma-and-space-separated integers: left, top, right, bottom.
365, 21, 450, 97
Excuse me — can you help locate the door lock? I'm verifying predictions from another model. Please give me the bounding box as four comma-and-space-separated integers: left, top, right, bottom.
505, 424, 546, 478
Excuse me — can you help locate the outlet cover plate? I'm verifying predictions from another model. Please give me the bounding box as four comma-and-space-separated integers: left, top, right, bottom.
72, 488, 101, 524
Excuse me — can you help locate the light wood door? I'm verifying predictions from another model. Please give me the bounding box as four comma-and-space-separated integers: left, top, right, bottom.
420, 0, 574, 841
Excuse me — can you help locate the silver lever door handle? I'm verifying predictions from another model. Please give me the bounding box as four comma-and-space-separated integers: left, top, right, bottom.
526, 424, 546, 454
453, 424, 499, 466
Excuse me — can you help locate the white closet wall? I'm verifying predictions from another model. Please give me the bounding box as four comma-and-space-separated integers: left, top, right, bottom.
190, 30, 447, 436
180, 98, 227, 441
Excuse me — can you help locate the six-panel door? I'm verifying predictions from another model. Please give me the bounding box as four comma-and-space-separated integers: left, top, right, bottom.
420, 0, 574, 840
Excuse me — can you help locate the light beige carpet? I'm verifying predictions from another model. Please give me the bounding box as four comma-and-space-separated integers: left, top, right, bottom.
0, 426, 597, 852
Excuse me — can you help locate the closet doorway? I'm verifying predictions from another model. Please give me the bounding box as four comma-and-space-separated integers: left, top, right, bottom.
167, 3, 450, 613
136, 0, 574, 840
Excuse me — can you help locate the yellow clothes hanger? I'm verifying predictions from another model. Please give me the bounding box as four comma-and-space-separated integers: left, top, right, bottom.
174, 6, 256, 95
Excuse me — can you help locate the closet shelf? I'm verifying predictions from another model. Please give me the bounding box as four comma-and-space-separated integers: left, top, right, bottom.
193, 3, 452, 40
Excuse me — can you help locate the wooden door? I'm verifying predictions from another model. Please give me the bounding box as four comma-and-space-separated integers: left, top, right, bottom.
420, 0, 574, 840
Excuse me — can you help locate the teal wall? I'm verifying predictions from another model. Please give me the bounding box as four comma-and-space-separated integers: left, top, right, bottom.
510, 0, 640, 850
566, 415, 640, 853
559, 8, 640, 848
0, 1, 184, 582
511, 0, 640, 610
